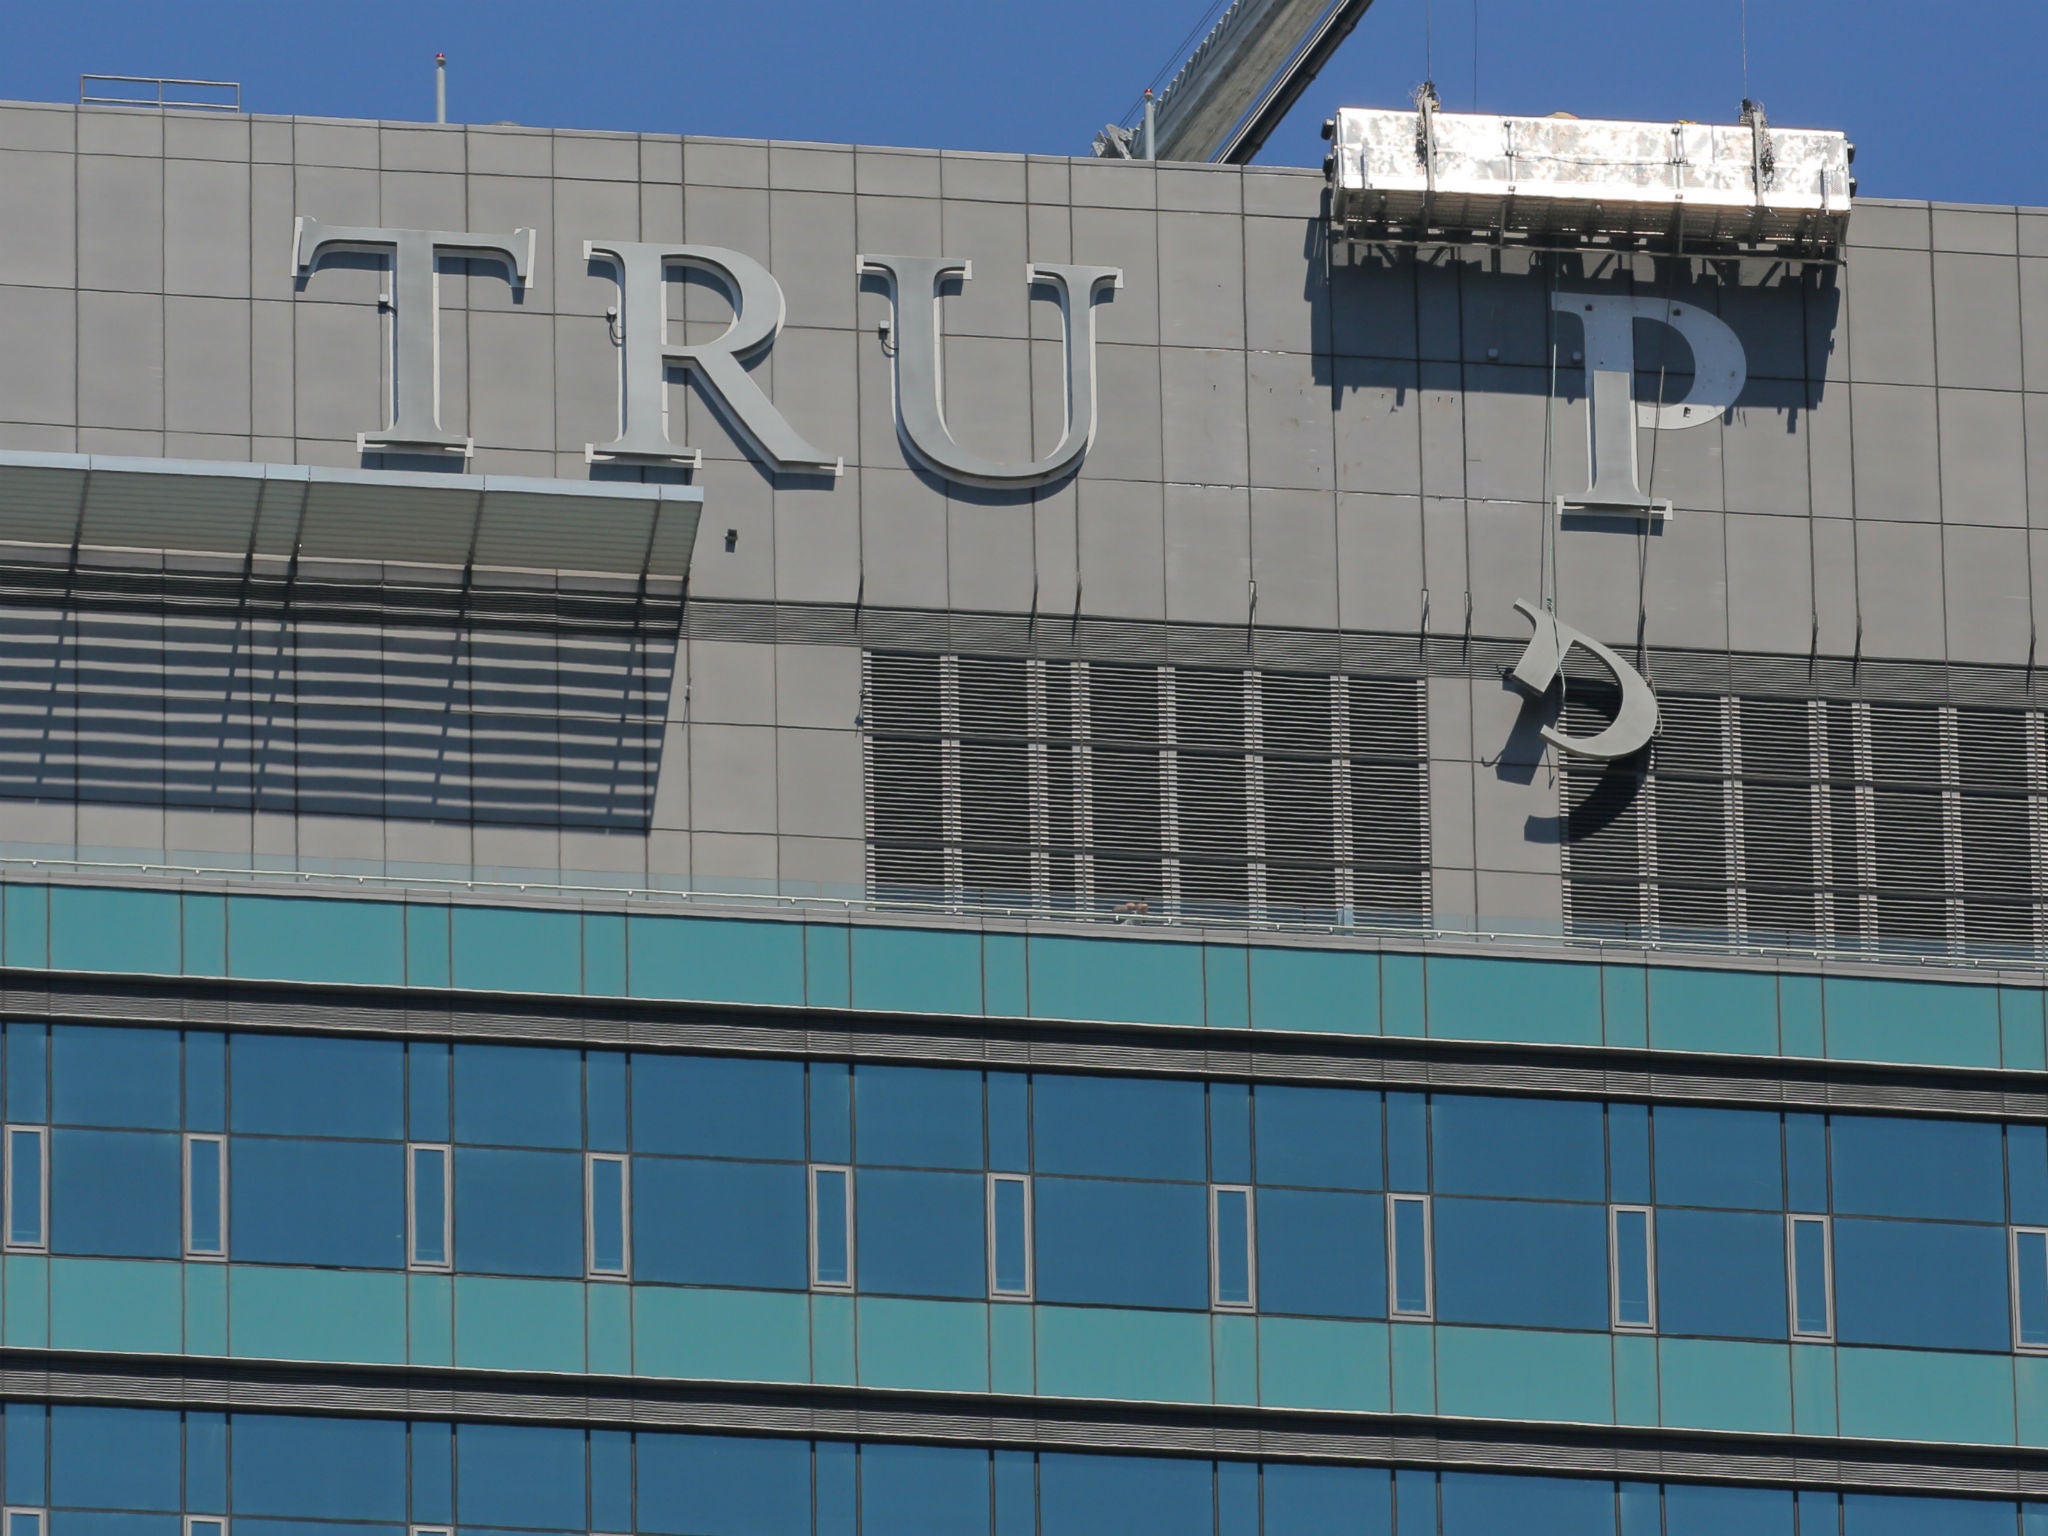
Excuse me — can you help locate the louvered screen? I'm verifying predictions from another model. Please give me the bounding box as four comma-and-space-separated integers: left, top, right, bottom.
863, 652, 1429, 923
1562, 693, 2048, 958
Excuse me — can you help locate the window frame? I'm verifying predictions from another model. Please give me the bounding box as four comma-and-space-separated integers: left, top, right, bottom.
1386, 1192, 1433, 1320
183, 1132, 227, 1261
184, 1517, 227, 1536
3, 1124, 47, 1254
1210, 1183, 1257, 1312
406, 1141, 452, 1273
1608, 1203, 1657, 1333
987, 1171, 1033, 1301
809, 1162, 854, 1292
6, 1510, 46, 1536
2012, 1225, 2048, 1354
586, 1151, 631, 1281
1787, 1212, 1835, 1341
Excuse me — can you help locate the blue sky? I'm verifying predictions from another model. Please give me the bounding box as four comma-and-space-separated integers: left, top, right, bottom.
2, 0, 2039, 206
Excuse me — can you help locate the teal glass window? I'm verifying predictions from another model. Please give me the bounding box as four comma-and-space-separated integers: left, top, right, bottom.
811, 1164, 852, 1289
1790, 1215, 1833, 1339
1389, 1193, 1432, 1317
1611, 1205, 1655, 1331
988, 1174, 1032, 1298
184, 1134, 225, 1259
2014, 1228, 2048, 1351
1211, 1185, 1254, 1309
409, 1144, 450, 1270
587, 1153, 629, 1278
5, 1125, 46, 1251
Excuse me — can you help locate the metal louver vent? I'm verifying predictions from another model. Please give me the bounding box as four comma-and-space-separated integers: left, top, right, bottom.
1561, 692, 2048, 959
862, 652, 1429, 924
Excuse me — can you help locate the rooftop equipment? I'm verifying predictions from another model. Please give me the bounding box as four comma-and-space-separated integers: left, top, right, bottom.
1324, 94, 1853, 253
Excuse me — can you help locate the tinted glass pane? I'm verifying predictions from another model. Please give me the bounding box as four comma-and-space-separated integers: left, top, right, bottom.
1434, 1197, 1608, 1331
1032, 1076, 1206, 1181
1386, 1093, 1428, 1192
1392, 1197, 1428, 1313
1440, 1471, 1614, 1536
1665, 1484, 1795, 1536
1608, 1103, 1650, 1204
188, 1137, 223, 1254
1654, 1107, 1783, 1210
1842, 1493, 2017, 1536
855, 1066, 983, 1169
453, 1044, 581, 1150
1785, 1113, 1827, 1211
1792, 1219, 1830, 1335
50, 1405, 179, 1511
229, 1035, 403, 1140
633, 1157, 807, 1290
1831, 1116, 2004, 1222
586, 1052, 627, 1153
589, 1157, 626, 1273
229, 1412, 407, 1520
185, 1032, 226, 1133
636, 1433, 811, 1536
2019, 1231, 2048, 1349
6, 1024, 46, 1123
1034, 1176, 1209, 1310
1613, 1209, 1651, 1326
862, 1444, 991, 1536
7, 1129, 41, 1245
51, 1026, 179, 1130
988, 1073, 1029, 1172
992, 1178, 1029, 1293
1039, 1452, 1213, 1536
1431, 1095, 1605, 1201
50, 1130, 179, 1258
453, 1423, 585, 1530
452, 1147, 584, 1278
231, 1138, 404, 1269
1210, 1084, 1251, 1183
1834, 1217, 2009, 1351
2012, 1125, 2048, 1226
1657, 1208, 1787, 1340
810, 1063, 852, 1164
1264, 1464, 1392, 1536
412, 1147, 448, 1266
1257, 1187, 1385, 1319
857, 1167, 984, 1297
631, 1054, 805, 1161
408, 1042, 451, 1143
814, 1167, 850, 1285
1214, 1187, 1251, 1305
1255, 1086, 1382, 1190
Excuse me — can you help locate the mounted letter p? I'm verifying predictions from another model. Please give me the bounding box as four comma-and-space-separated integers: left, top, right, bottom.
1508, 599, 1661, 761
860, 255, 1122, 488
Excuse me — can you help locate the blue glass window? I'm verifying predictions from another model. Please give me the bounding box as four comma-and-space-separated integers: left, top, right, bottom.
1665, 1484, 1795, 1536
1612, 1207, 1653, 1329
1390, 1195, 1430, 1316
1255, 1086, 1381, 1190
453, 1044, 581, 1149
50, 1405, 179, 1512
452, 1147, 583, 1278
1039, 1452, 1214, 1536
1608, 1103, 1650, 1205
1210, 1084, 1251, 1183
1433, 1197, 1608, 1331
1386, 1092, 1428, 1192
452, 1423, 585, 1531
862, 1444, 992, 1536
7, 1023, 47, 1123
1785, 1113, 1827, 1212
1264, 1464, 1392, 1536
1258, 1187, 1384, 1319
1034, 1176, 1209, 1310
186, 1135, 225, 1258
50, 1026, 178, 1130
6, 1126, 43, 1249
229, 1412, 407, 1520
855, 1065, 983, 1169
813, 1165, 852, 1288
1791, 1217, 1832, 1338
588, 1154, 628, 1276
586, 1052, 627, 1153
1831, 1115, 2004, 1222
2017, 1229, 2048, 1350
1842, 1492, 2017, 1536
1657, 1208, 1787, 1340
407, 1042, 450, 1143
229, 1035, 403, 1140
1440, 1471, 1615, 1536
633, 1156, 807, 1290
991, 1175, 1031, 1296
1213, 1186, 1253, 1308
810, 1063, 852, 1164
49, 1130, 178, 1258
185, 1032, 226, 1134
2011, 1125, 2048, 1225
635, 1433, 811, 1536
1032, 1076, 1206, 1182
231, 1138, 404, 1269
1834, 1217, 2009, 1352
631, 1055, 804, 1161
988, 1072, 1029, 1172
5, 1400, 45, 1505
1431, 1095, 1605, 1201
857, 1167, 985, 1298
410, 1145, 450, 1269
1654, 1106, 1782, 1210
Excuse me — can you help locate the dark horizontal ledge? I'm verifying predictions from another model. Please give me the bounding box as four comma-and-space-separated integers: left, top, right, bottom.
4, 1348, 2046, 1501
8, 966, 2048, 1122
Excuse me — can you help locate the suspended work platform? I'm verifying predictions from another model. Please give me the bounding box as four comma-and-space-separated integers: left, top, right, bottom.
1324, 99, 1853, 254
